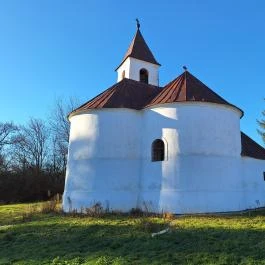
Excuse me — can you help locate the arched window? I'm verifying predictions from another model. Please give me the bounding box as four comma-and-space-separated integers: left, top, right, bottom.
152, 139, 165, 162
140, 68, 149, 84
122, 70, 125, 79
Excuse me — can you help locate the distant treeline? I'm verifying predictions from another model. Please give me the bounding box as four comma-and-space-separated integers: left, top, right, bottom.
0, 98, 78, 203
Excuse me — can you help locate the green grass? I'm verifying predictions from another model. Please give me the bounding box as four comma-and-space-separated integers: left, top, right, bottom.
1, 203, 265, 265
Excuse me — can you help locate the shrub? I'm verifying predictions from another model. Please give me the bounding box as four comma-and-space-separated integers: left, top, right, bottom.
39, 194, 61, 214
85, 202, 104, 217
162, 212, 175, 221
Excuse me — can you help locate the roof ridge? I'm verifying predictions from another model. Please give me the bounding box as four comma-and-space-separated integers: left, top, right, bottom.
146, 72, 184, 107
184, 71, 188, 101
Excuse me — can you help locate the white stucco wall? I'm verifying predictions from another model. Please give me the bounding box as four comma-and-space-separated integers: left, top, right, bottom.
63, 102, 265, 214
241, 157, 265, 209
117, 58, 130, 82
63, 109, 142, 212
140, 102, 245, 213
143, 102, 242, 157
117, 57, 159, 86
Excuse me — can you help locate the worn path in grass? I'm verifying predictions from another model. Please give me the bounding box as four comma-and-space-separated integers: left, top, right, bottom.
1, 203, 265, 264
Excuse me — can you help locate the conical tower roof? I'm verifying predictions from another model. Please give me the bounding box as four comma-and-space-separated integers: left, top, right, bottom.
116, 28, 160, 70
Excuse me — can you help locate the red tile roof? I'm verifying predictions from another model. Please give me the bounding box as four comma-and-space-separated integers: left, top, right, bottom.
70, 78, 161, 113
116, 29, 160, 70
241, 132, 265, 160
147, 71, 243, 116
72, 71, 244, 115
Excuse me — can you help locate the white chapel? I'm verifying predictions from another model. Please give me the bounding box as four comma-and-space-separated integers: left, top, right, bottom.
63, 23, 265, 214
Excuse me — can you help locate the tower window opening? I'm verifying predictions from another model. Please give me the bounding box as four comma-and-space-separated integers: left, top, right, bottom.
122, 70, 125, 79
152, 139, 165, 162
140, 68, 149, 84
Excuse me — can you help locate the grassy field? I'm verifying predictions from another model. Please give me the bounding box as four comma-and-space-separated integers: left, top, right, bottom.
1, 203, 265, 265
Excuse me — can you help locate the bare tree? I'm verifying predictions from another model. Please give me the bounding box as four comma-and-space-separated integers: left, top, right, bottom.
257, 99, 265, 144
0, 122, 19, 172
50, 98, 78, 142
49, 98, 79, 173
0, 153, 8, 172
15, 118, 49, 173
0, 122, 18, 152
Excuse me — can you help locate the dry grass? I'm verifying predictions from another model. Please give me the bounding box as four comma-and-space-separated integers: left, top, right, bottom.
21, 194, 61, 222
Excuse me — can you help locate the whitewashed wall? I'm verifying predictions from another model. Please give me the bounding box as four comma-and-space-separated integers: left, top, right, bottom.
117, 57, 159, 86
241, 157, 265, 209
63, 102, 265, 213
140, 102, 244, 213
63, 109, 142, 212
116, 58, 130, 82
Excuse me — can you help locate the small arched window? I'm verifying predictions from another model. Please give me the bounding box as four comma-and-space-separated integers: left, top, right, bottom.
152, 139, 165, 162
122, 70, 125, 79
140, 68, 149, 84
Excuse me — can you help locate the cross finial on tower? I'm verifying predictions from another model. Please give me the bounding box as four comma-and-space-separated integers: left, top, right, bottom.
136, 18, 140, 29
183, 65, 188, 71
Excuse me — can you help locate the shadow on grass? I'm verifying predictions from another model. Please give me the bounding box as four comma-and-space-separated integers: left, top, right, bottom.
1, 214, 265, 265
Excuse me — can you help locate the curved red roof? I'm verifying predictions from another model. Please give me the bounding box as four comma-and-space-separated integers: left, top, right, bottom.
70, 78, 161, 114
71, 71, 243, 115
147, 71, 243, 116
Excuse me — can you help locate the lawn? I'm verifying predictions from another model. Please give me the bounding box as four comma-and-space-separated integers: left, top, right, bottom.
1, 203, 265, 265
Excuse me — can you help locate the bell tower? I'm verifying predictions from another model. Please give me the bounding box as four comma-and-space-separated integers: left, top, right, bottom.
115, 20, 160, 86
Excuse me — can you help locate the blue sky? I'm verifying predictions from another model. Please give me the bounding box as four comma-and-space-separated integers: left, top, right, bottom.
0, 0, 264, 145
